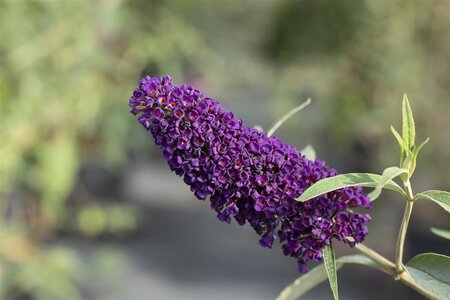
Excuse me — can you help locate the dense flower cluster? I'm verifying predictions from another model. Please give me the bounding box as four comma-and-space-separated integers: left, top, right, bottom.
129, 75, 371, 272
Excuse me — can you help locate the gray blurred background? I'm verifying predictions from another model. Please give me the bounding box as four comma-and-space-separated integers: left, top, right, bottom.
1, 0, 449, 299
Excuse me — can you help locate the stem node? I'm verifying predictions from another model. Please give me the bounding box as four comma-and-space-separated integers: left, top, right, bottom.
355, 244, 438, 299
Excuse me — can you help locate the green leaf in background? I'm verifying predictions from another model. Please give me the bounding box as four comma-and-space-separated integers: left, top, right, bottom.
415, 190, 450, 214
276, 255, 380, 300
402, 94, 416, 152
368, 167, 408, 201
35, 134, 79, 222
267, 98, 311, 137
323, 245, 339, 300
301, 144, 317, 161
430, 228, 450, 240
296, 173, 405, 202
406, 253, 450, 300
78, 205, 107, 237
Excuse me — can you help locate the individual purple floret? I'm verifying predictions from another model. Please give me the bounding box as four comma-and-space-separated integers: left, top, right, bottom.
129, 75, 371, 273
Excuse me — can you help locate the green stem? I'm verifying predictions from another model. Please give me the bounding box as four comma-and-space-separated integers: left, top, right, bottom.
395, 200, 414, 274
355, 244, 438, 300
395, 179, 414, 274
354, 244, 395, 275
404, 180, 414, 200
354, 178, 440, 299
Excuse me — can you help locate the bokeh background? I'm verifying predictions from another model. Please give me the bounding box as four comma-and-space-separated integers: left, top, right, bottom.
1, 0, 449, 299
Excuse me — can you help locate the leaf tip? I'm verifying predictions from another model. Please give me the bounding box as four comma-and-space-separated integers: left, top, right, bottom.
390, 125, 403, 149
403, 93, 409, 101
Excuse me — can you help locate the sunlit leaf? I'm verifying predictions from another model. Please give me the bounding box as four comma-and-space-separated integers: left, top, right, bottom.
296, 173, 405, 202
406, 253, 450, 299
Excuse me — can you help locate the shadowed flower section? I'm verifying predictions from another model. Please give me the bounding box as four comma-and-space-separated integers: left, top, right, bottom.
129, 75, 371, 273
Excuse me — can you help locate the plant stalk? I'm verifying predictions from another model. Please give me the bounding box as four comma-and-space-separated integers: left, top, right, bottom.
354, 244, 395, 275
355, 244, 438, 299
395, 179, 414, 274
395, 200, 414, 274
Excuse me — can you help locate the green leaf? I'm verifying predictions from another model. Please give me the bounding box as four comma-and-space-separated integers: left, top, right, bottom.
301, 144, 316, 161
369, 167, 409, 201
390, 125, 404, 150
276, 255, 379, 300
296, 173, 405, 202
36, 134, 79, 221
414, 138, 430, 155
367, 189, 382, 201
415, 190, 450, 214
430, 228, 450, 240
406, 253, 450, 299
408, 138, 429, 176
391, 125, 406, 164
267, 98, 311, 137
402, 94, 416, 151
323, 245, 339, 300
276, 261, 342, 300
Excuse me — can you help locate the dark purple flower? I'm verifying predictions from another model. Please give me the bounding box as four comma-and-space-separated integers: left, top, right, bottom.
129, 75, 371, 273
256, 174, 269, 187
173, 108, 185, 119
177, 137, 189, 150
254, 197, 268, 212
153, 107, 165, 120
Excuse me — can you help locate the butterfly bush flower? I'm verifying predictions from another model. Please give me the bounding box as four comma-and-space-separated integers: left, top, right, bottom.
129, 75, 371, 273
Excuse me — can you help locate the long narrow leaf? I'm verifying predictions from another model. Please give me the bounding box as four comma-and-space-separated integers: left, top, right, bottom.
276, 255, 379, 300
267, 98, 311, 137
408, 137, 429, 176
296, 173, 405, 202
323, 245, 339, 300
402, 94, 416, 151
390, 125, 403, 149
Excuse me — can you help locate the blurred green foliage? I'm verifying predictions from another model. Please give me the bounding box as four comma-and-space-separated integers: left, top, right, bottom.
1, 0, 449, 299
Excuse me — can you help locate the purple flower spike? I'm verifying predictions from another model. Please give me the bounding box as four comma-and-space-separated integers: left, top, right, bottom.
129, 75, 371, 273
